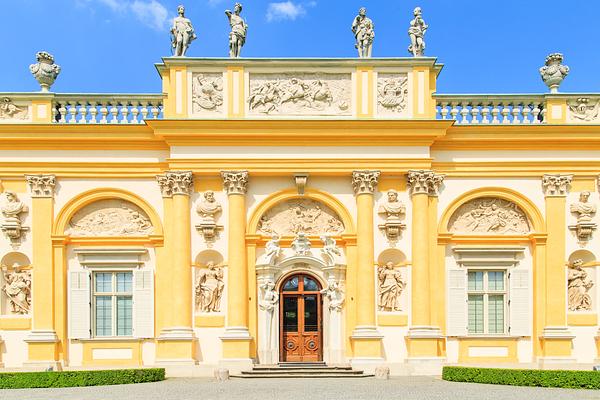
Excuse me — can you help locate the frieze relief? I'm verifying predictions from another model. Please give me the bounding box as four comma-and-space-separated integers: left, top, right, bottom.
66, 200, 153, 237
248, 73, 352, 116
257, 199, 344, 236
191, 73, 224, 115
377, 74, 409, 116
448, 197, 531, 235
0, 97, 29, 121
567, 98, 600, 123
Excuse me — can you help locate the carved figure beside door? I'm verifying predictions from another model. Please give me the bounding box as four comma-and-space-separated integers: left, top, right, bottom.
195, 261, 225, 313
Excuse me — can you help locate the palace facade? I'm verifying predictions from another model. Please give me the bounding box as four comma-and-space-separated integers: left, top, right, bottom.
1, 56, 600, 375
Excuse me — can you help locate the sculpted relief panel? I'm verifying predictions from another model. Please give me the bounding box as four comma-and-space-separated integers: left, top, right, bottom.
448, 197, 531, 235
377, 74, 409, 116
191, 73, 224, 115
257, 199, 345, 236
66, 200, 153, 237
248, 73, 352, 116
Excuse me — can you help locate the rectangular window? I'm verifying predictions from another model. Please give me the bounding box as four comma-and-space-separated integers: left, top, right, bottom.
467, 270, 507, 335
92, 272, 133, 337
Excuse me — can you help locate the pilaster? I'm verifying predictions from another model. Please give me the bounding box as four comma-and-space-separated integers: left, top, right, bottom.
24, 174, 61, 369
539, 174, 575, 363
220, 171, 252, 367
406, 170, 445, 366
155, 171, 196, 365
350, 170, 383, 367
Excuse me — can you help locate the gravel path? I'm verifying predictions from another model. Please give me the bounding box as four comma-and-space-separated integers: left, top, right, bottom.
1, 376, 599, 400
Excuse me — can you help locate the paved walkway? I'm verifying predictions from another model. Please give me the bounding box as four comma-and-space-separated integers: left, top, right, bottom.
2, 377, 599, 400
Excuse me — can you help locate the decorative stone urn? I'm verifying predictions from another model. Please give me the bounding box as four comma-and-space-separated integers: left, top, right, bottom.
29, 51, 61, 92
539, 53, 569, 94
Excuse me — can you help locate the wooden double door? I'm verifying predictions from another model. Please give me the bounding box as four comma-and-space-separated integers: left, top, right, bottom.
280, 274, 322, 362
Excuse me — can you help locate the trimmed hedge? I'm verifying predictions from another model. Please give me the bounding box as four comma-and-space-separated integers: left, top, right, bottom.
0, 368, 165, 389
443, 366, 600, 390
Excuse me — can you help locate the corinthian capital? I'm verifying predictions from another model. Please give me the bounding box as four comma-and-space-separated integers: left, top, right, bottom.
221, 171, 249, 195
156, 171, 193, 197
352, 170, 380, 195
407, 170, 445, 196
25, 174, 56, 198
542, 174, 572, 197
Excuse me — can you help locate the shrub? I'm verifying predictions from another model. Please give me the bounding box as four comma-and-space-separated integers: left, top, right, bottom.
443, 366, 600, 390
0, 368, 165, 389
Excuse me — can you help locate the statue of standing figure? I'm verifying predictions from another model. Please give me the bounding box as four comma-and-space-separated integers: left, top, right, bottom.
171, 5, 197, 57
351, 8, 375, 58
408, 7, 428, 57
225, 3, 248, 58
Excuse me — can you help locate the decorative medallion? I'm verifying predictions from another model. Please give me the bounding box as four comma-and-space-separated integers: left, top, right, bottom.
448, 197, 531, 235
257, 199, 344, 236
67, 199, 153, 237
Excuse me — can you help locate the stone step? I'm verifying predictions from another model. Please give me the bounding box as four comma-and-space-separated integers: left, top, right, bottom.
241, 369, 363, 375
231, 373, 374, 379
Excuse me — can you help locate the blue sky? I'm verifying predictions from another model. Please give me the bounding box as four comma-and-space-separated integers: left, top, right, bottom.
1, 0, 599, 94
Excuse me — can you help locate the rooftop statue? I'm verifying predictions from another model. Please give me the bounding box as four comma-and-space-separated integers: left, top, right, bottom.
408, 7, 428, 57
171, 5, 196, 57
351, 7, 375, 58
225, 3, 248, 58
540, 53, 569, 93
29, 51, 60, 92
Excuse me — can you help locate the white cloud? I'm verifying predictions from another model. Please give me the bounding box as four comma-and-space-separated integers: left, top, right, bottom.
130, 0, 169, 31
76, 0, 170, 31
266, 1, 306, 22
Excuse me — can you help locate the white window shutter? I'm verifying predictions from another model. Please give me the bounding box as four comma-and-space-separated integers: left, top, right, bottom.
509, 269, 530, 336
69, 271, 91, 339
134, 269, 154, 338
447, 269, 467, 336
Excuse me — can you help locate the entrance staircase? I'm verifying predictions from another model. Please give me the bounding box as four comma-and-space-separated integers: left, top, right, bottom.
231, 362, 373, 378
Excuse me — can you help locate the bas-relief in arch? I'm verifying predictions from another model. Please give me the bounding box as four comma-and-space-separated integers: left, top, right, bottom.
447, 197, 531, 235
248, 73, 352, 116
257, 199, 345, 237
66, 199, 153, 237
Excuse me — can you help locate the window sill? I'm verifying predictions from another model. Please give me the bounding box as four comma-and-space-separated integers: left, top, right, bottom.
74, 337, 143, 343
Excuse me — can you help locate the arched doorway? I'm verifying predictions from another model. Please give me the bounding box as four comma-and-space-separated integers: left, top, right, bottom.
280, 274, 323, 362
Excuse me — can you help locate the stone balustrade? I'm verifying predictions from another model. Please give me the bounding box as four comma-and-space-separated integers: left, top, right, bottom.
53, 94, 164, 124
435, 95, 547, 125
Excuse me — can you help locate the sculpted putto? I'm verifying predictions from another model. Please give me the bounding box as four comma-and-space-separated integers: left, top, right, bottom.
195, 261, 225, 313
171, 5, 196, 57
378, 262, 405, 312
351, 7, 375, 58
226, 3, 248, 58
2, 264, 31, 315
408, 7, 428, 57
568, 259, 593, 311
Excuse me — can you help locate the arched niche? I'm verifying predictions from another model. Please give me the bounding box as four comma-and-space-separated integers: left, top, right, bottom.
54, 188, 163, 237
1, 252, 31, 268
377, 248, 407, 266
195, 249, 225, 267
569, 249, 596, 265
248, 188, 354, 237
439, 188, 544, 235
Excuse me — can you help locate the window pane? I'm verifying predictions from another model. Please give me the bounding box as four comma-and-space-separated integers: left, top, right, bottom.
303, 276, 319, 291
283, 296, 298, 332
95, 273, 112, 293
468, 295, 484, 333
95, 296, 112, 336
303, 295, 318, 332
116, 272, 133, 293
488, 295, 505, 334
117, 296, 133, 336
468, 271, 484, 291
488, 271, 505, 291
283, 276, 299, 292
